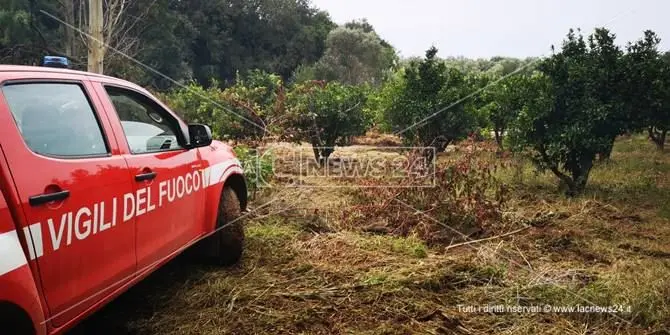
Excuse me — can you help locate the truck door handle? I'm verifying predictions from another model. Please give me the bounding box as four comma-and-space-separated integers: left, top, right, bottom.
29, 190, 70, 207
135, 172, 157, 182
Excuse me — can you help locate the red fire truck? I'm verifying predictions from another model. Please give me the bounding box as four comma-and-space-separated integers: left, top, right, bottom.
0, 63, 247, 334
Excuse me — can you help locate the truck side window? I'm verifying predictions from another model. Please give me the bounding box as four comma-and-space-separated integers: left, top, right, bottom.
105, 86, 183, 154
2, 83, 108, 157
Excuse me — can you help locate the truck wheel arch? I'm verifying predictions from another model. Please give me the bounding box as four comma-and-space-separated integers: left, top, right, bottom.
224, 173, 247, 212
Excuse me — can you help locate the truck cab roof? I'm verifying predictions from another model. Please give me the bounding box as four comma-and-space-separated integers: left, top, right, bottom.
0, 64, 109, 78
0, 65, 147, 94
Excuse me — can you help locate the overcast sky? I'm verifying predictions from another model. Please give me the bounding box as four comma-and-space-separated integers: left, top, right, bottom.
309, 0, 669, 59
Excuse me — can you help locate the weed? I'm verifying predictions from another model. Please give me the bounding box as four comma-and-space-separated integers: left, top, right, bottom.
234, 145, 274, 198
344, 137, 510, 245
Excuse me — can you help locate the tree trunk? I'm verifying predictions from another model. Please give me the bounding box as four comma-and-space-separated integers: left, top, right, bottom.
547, 167, 577, 197
599, 138, 615, 161
428, 135, 449, 153
494, 129, 503, 150
543, 155, 593, 197
88, 0, 104, 74
574, 165, 593, 195
568, 154, 594, 196
312, 145, 334, 166
312, 146, 320, 164
650, 127, 667, 151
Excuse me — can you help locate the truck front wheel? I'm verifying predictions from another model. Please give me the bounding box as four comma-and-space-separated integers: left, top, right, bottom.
206, 186, 245, 266
0, 303, 35, 335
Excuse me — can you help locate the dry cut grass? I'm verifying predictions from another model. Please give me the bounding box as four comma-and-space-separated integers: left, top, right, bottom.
71, 134, 670, 335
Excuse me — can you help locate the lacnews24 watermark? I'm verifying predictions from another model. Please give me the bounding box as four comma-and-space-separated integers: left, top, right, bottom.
457, 304, 632, 314
249, 146, 437, 188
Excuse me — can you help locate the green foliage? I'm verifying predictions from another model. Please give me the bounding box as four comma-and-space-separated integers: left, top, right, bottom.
290, 64, 318, 84
300, 21, 397, 86
180, 0, 336, 85
160, 71, 374, 160
158, 83, 255, 141
507, 27, 670, 196
464, 72, 496, 130
373, 68, 405, 132
347, 138, 507, 245
623, 31, 670, 151
478, 73, 535, 149
159, 71, 286, 142
509, 28, 629, 195
585, 28, 629, 159
384, 47, 476, 150
443, 56, 537, 76
0, 0, 61, 65
233, 145, 274, 197
361, 84, 387, 129
0, 5, 30, 44
5, 0, 667, 200
285, 82, 370, 162
1, 0, 336, 86
229, 70, 287, 135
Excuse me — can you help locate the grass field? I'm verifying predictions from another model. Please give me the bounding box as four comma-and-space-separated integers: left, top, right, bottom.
71, 135, 670, 335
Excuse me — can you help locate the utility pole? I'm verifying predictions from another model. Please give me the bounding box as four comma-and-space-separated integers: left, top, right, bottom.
88, 0, 104, 74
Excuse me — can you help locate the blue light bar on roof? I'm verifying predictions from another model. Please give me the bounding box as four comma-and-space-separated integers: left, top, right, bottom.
42, 56, 70, 68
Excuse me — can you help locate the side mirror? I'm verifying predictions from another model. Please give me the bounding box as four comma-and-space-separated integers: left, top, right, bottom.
187, 124, 213, 148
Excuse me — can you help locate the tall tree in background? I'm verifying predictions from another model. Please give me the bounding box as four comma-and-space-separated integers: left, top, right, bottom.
0, 0, 154, 74
0, 0, 33, 62
313, 26, 386, 85
184, 0, 335, 86
127, 0, 196, 88
296, 19, 397, 86
344, 18, 397, 78
1, 0, 335, 85
624, 31, 670, 151
0, 0, 66, 65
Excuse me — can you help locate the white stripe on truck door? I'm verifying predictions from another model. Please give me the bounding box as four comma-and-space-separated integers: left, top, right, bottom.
0, 230, 27, 276
0, 159, 244, 277
23, 223, 43, 260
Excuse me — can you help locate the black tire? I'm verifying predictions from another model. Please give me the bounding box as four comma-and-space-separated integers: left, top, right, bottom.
0, 304, 34, 335
201, 186, 245, 266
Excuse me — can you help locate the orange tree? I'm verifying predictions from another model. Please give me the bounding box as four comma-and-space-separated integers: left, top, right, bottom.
383, 47, 477, 151
509, 28, 635, 196
284, 81, 370, 164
